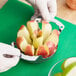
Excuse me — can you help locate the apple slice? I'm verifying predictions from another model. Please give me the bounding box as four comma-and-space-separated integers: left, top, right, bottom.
25, 45, 35, 56
27, 20, 39, 39
33, 30, 43, 49
62, 62, 76, 76
17, 25, 32, 44
44, 41, 55, 57
45, 30, 59, 47
33, 35, 43, 49
54, 73, 62, 76
62, 57, 76, 70
66, 66, 76, 76
16, 37, 35, 56
42, 21, 52, 42
16, 37, 28, 52
36, 45, 49, 58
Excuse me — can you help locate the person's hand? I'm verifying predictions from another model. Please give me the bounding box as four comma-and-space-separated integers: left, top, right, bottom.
27, 0, 57, 22
0, 43, 20, 72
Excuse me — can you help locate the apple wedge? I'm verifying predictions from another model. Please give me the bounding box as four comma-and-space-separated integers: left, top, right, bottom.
44, 41, 55, 57
62, 62, 76, 76
17, 25, 32, 44
27, 20, 39, 39
25, 45, 35, 56
16, 37, 28, 52
16, 37, 35, 56
42, 21, 52, 42
33, 35, 43, 49
36, 45, 49, 58
45, 30, 59, 47
44, 30, 59, 57
61, 57, 76, 70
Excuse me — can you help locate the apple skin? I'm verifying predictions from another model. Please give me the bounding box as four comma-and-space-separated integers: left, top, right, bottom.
66, 0, 76, 10
44, 41, 55, 57
61, 57, 76, 70
62, 62, 76, 76
16, 20, 59, 58
16, 37, 28, 52
44, 30, 59, 57
16, 37, 35, 56
53, 30, 59, 37
17, 25, 32, 44
25, 45, 35, 56
36, 45, 49, 58
45, 30, 59, 47
36, 30, 59, 58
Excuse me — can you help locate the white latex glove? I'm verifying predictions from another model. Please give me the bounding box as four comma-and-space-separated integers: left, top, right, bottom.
0, 43, 20, 72
27, 0, 57, 22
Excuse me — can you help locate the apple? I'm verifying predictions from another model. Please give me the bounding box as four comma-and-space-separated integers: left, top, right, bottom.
53, 30, 59, 37
16, 21, 59, 58
45, 30, 59, 47
42, 21, 52, 42
61, 57, 76, 70
16, 37, 28, 52
16, 37, 35, 56
66, 0, 76, 10
44, 30, 59, 57
27, 20, 39, 39
17, 25, 32, 44
25, 45, 35, 56
33, 35, 43, 49
62, 62, 76, 76
36, 45, 49, 58
44, 41, 55, 57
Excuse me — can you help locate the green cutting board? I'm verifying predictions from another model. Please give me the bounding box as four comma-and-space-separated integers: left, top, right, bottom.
0, 0, 76, 76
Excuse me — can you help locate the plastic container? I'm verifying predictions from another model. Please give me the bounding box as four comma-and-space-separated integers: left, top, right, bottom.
48, 57, 76, 76
48, 59, 65, 76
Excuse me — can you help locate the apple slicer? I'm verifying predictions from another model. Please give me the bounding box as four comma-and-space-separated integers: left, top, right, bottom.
11, 18, 65, 63
0, 15, 64, 64
0, 19, 65, 65
0, 0, 64, 63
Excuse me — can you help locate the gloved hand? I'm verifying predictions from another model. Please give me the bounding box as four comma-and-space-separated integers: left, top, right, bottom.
0, 43, 20, 72
27, 0, 57, 22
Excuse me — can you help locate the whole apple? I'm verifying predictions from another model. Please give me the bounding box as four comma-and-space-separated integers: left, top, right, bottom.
66, 0, 76, 10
